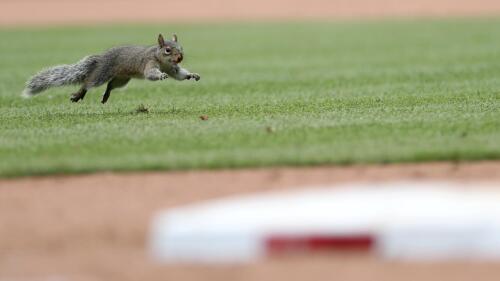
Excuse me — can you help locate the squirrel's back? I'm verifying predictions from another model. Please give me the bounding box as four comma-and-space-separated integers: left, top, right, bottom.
86, 45, 156, 87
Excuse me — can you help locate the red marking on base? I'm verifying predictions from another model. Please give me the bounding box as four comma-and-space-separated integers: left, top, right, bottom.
265, 234, 374, 254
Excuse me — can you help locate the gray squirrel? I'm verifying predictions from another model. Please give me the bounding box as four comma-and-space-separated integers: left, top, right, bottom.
23, 34, 200, 104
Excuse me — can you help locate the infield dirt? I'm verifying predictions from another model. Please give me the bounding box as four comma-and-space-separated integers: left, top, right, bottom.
1, 161, 500, 280
2, 0, 500, 26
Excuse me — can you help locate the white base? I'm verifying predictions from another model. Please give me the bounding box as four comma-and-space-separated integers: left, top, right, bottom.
150, 182, 500, 263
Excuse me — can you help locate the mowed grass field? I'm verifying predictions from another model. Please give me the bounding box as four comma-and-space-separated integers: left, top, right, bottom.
1, 19, 499, 177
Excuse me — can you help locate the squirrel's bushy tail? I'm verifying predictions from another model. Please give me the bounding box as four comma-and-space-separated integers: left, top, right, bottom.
22, 55, 99, 97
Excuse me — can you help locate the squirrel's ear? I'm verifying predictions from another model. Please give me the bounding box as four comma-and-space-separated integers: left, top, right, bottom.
172, 34, 178, 42
158, 34, 165, 47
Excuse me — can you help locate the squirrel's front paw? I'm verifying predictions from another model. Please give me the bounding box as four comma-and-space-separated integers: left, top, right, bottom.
188, 73, 201, 81
160, 73, 168, 80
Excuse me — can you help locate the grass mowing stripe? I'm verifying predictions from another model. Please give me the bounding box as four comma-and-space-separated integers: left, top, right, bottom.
0, 19, 499, 177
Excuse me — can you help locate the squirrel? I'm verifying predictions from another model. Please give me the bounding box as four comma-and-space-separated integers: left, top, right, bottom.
22, 34, 200, 104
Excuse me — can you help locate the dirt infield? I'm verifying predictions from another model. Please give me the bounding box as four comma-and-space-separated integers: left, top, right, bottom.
2, 0, 500, 26
1, 161, 500, 280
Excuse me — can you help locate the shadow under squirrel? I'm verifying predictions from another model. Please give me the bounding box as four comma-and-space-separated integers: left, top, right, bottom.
23, 34, 200, 104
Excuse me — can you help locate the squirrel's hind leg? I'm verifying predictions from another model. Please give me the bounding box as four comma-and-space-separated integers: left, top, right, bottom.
70, 86, 87, 103
102, 77, 131, 104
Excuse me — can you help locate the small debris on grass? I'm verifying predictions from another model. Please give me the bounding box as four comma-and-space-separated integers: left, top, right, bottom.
266, 126, 275, 133
135, 104, 149, 114
200, 115, 209, 121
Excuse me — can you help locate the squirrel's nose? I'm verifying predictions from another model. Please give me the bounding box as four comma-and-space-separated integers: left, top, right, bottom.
177, 54, 183, 63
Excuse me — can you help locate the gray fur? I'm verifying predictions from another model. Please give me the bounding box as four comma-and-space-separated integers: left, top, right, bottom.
23, 55, 99, 96
87, 46, 158, 87
22, 34, 200, 103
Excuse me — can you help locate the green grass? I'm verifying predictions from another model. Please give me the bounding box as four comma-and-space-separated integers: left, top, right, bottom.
1, 19, 500, 177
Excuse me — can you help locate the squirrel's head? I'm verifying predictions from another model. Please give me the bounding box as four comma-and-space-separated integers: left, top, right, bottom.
157, 34, 184, 65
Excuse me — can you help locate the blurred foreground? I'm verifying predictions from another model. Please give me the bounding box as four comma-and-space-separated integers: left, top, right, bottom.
1, 162, 500, 280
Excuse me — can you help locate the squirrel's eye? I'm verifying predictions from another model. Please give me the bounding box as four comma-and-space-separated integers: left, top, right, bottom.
164, 48, 171, 55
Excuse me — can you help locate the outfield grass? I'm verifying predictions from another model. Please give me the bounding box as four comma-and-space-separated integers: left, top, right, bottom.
1, 19, 500, 177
